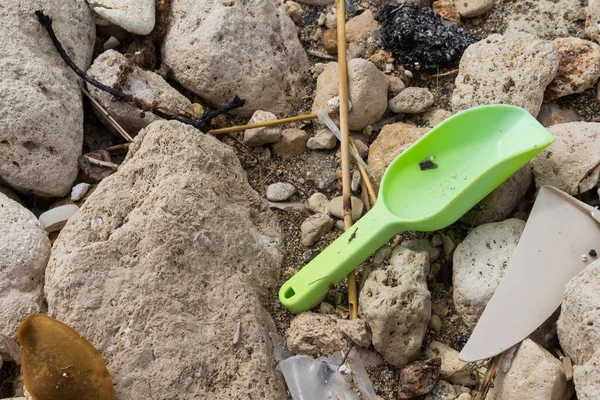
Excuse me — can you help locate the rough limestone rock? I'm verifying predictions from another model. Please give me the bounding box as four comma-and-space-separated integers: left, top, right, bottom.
452, 31, 559, 117
531, 122, 600, 195
272, 128, 308, 158
418, 108, 453, 128
0, 1, 95, 196
573, 348, 600, 400
87, 50, 194, 135
558, 261, 600, 365
426, 341, 478, 386
360, 246, 431, 368
588, 0, 600, 42
162, 0, 310, 117
545, 38, 600, 101
388, 87, 435, 114
486, 339, 570, 400
287, 312, 350, 356
87, 0, 155, 35
44, 121, 287, 399
506, 0, 585, 39
345, 10, 379, 43
0, 193, 50, 338
368, 122, 428, 180
453, 219, 526, 328
312, 59, 388, 130
455, 0, 494, 18
460, 164, 532, 226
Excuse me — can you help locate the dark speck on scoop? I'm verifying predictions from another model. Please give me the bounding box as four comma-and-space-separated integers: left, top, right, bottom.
420, 160, 438, 171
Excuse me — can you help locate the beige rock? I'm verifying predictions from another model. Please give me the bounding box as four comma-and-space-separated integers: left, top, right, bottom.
558, 260, 600, 365
389, 87, 434, 114
287, 312, 350, 356
360, 246, 431, 368
312, 59, 388, 130
486, 339, 570, 400
296, 0, 333, 4
243, 111, 283, 146
87, 50, 194, 135
0, 1, 95, 197
307, 129, 337, 150
453, 219, 526, 328
454, 0, 494, 18
586, 0, 600, 43
367, 122, 428, 179
506, 0, 585, 39
531, 122, 600, 194
429, 314, 442, 332
425, 380, 456, 400
272, 128, 308, 158
387, 75, 406, 94
537, 103, 580, 127
345, 10, 379, 43
460, 164, 532, 226
336, 318, 372, 348
426, 341, 479, 386
44, 120, 286, 399
545, 38, 600, 101
307, 192, 330, 214
87, 0, 155, 35
328, 195, 364, 221
0, 193, 50, 338
322, 28, 337, 55
452, 31, 559, 117
419, 108, 453, 128
300, 213, 334, 246
433, 0, 461, 23
266, 182, 296, 202
573, 348, 600, 400
162, 0, 310, 116
402, 238, 440, 262
286, 1, 303, 23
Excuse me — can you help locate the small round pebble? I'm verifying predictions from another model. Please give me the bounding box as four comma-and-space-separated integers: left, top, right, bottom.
429, 314, 442, 332
266, 182, 296, 202
351, 170, 361, 192
328, 196, 364, 221
70, 182, 91, 201
319, 301, 334, 314
307, 192, 330, 215
103, 36, 120, 50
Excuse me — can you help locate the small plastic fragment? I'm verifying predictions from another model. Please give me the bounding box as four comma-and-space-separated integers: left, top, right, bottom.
39, 205, 79, 233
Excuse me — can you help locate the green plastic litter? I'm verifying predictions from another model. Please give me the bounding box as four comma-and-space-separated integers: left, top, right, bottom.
279, 104, 555, 313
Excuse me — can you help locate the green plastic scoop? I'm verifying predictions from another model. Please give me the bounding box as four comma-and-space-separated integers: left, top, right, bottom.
279, 104, 555, 313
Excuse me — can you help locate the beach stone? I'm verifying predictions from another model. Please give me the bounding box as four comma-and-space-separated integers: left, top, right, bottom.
397, 358, 441, 399
455, 0, 494, 18
558, 260, 600, 365
389, 87, 434, 114
368, 122, 428, 180
426, 341, 478, 386
419, 108, 453, 128
162, 0, 310, 117
307, 192, 330, 214
307, 129, 337, 150
0, 1, 95, 197
44, 120, 287, 399
336, 318, 372, 348
486, 339, 570, 400
287, 312, 350, 356
312, 59, 388, 130
266, 182, 296, 202
537, 103, 580, 127
87, 50, 194, 136
243, 111, 283, 146
360, 246, 431, 368
505, 0, 585, 39
573, 348, 600, 400
453, 219, 526, 328
387, 75, 406, 94
0, 193, 50, 338
272, 128, 308, 158
425, 380, 455, 400
433, 0, 461, 23
545, 38, 600, 101
87, 0, 155, 35
460, 164, 533, 226
531, 122, 600, 195
322, 28, 337, 54
346, 10, 379, 43
300, 213, 334, 246
452, 31, 559, 117
328, 196, 364, 221
286, 1, 303, 23
402, 238, 440, 262
71, 182, 91, 202
586, 0, 600, 43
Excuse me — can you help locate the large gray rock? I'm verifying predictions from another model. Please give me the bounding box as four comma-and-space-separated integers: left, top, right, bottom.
460, 164, 532, 226
312, 59, 388, 130
360, 246, 431, 368
452, 31, 558, 117
0, 193, 50, 338
162, 0, 310, 117
44, 121, 287, 399
0, 1, 95, 196
87, 50, 195, 136
505, 0, 585, 39
486, 339, 571, 400
453, 219, 525, 328
558, 260, 600, 365
531, 122, 600, 195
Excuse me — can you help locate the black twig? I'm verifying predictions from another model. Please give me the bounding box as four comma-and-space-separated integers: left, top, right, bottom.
34, 10, 245, 133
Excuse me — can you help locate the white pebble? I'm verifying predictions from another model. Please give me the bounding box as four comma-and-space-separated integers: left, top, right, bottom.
71, 182, 91, 201
103, 36, 120, 50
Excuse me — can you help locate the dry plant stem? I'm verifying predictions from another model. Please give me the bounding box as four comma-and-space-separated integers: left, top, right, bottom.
84, 156, 119, 170
336, 0, 358, 321
431, 68, 459, 78
82, 88, 133, 142
101, 143, 130, 152
474, 355, 501, 400
208, 114, 318, 135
